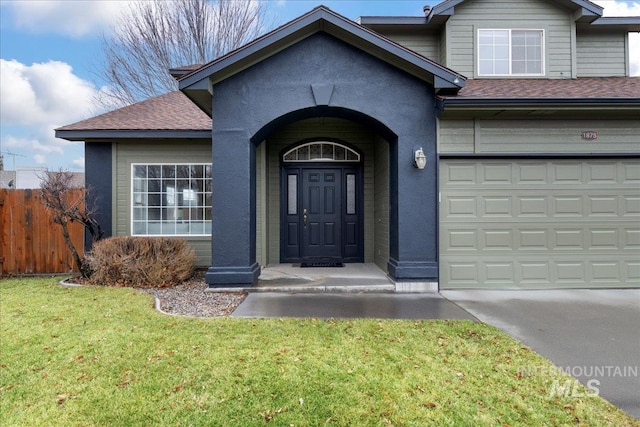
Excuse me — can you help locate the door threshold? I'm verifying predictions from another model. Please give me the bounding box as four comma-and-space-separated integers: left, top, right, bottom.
298, 261, 345, 268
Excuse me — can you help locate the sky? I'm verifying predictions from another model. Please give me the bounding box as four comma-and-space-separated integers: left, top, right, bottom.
1, 0, 639, 173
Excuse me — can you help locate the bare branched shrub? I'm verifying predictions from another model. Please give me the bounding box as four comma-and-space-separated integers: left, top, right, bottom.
96, 0, 269, 109
87, 237, 196, 288
40, 169, 103, 277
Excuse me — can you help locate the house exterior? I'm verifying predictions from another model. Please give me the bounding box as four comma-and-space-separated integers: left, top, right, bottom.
56, 0, 640, 289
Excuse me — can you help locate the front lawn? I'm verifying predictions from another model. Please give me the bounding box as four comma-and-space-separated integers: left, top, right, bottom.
1, 277, 637, 426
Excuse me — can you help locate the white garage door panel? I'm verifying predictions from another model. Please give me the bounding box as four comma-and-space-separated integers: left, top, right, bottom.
440, 159, 640, 289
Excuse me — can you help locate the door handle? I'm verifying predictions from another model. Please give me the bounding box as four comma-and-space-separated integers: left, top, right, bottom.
303, 208, 308, 227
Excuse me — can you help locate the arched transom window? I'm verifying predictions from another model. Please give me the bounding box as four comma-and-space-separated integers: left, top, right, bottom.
283, 141, 360, 162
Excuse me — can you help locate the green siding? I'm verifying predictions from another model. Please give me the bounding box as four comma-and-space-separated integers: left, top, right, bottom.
369, 0, 629, 79
382, 30, 440, 60
265, 118, 380, 265
438, 119, 475, 153
446, 0, 573, 78
114, 140, 212, 267
440, 27, 448, 66
577, 32, 627, 77
256, 142, 266, 266
439, 119, 640, 154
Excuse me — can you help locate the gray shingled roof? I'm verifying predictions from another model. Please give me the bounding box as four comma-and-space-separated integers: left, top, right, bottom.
56, 91, 211, 132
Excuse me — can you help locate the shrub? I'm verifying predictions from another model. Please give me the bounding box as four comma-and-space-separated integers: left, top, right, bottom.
86, 236, 196, 288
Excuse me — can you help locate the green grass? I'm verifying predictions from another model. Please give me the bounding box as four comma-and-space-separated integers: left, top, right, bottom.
1, 277, 637, 427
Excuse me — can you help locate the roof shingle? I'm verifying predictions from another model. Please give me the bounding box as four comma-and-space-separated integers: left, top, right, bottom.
56, 91, 211, 132
445, 77, 640, 100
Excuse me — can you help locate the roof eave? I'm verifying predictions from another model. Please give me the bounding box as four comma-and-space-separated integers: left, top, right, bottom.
443, 98, 640, 107
358, 16, 430, 26
572, 0, 604, 18
439, 97, 640, 119
429, 0, 603, 23
358, 15, 449, 31
587, 17, 640, 31
55, 129, 212, 142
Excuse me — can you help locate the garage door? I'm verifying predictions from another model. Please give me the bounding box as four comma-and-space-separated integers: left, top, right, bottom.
439, 158, 640, 288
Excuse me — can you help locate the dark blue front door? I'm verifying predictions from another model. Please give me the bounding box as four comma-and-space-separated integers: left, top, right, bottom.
301, 168, 342, 261
281, 165, 363, 263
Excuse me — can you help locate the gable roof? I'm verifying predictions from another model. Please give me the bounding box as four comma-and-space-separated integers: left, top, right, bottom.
179, 5, 466, 115
431, 0, 602, 22
55, 91, 211, 141
360, 0, 627, 27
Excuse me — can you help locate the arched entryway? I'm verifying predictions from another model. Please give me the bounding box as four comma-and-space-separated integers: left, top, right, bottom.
180, 26, 459, 286
254, 114, 393, 276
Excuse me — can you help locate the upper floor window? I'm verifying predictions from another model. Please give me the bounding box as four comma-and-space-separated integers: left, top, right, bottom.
478, 29, 544, 76
132, 164, 211, 236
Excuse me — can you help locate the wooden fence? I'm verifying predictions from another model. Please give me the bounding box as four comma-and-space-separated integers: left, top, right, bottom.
0, 188, 84, 276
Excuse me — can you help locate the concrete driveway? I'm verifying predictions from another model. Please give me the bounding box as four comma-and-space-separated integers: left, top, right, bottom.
441, 289, 640, 419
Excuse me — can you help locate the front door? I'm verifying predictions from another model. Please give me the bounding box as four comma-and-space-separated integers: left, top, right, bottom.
281, 162, 363, 264
301, 168, 342, 262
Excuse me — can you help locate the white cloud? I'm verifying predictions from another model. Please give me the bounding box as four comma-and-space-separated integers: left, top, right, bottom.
0, 59, 104, 171
33, 154, 47, 166
630, 33, 640, 76
1, 0, 130, 37
2, 130, 84, 171
72, 158, 85, 169
594, 0, 640, 16
4, 134, 64, 155
1, 59, 100, 126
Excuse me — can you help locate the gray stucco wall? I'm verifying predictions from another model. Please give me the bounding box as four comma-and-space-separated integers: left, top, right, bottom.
209, 31, 440, 284
84, 142, 113, 251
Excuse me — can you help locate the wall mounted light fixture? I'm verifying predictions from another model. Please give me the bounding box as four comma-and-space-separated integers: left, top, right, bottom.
414, 147, 427, 170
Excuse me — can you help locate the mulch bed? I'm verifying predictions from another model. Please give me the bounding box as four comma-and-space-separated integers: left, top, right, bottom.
64, 271, 246, 318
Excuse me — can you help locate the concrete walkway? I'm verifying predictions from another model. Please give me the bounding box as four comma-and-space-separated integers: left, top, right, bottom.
232, 292, 477, 320
442, 289, 640, 419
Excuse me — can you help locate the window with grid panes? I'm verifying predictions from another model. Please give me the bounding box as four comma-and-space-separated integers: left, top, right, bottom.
131, 164, 212, 236
478, 29, 544, 76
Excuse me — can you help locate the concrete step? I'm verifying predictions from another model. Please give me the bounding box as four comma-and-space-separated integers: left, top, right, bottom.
204, 264, 438, 293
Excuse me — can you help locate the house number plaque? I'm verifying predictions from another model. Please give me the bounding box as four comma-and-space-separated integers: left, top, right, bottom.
581, 131, 598, 140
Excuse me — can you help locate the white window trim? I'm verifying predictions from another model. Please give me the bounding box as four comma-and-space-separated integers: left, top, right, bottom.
283, 141, 361, 162
477, 28, 545, 77
131, 163, 212, 237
